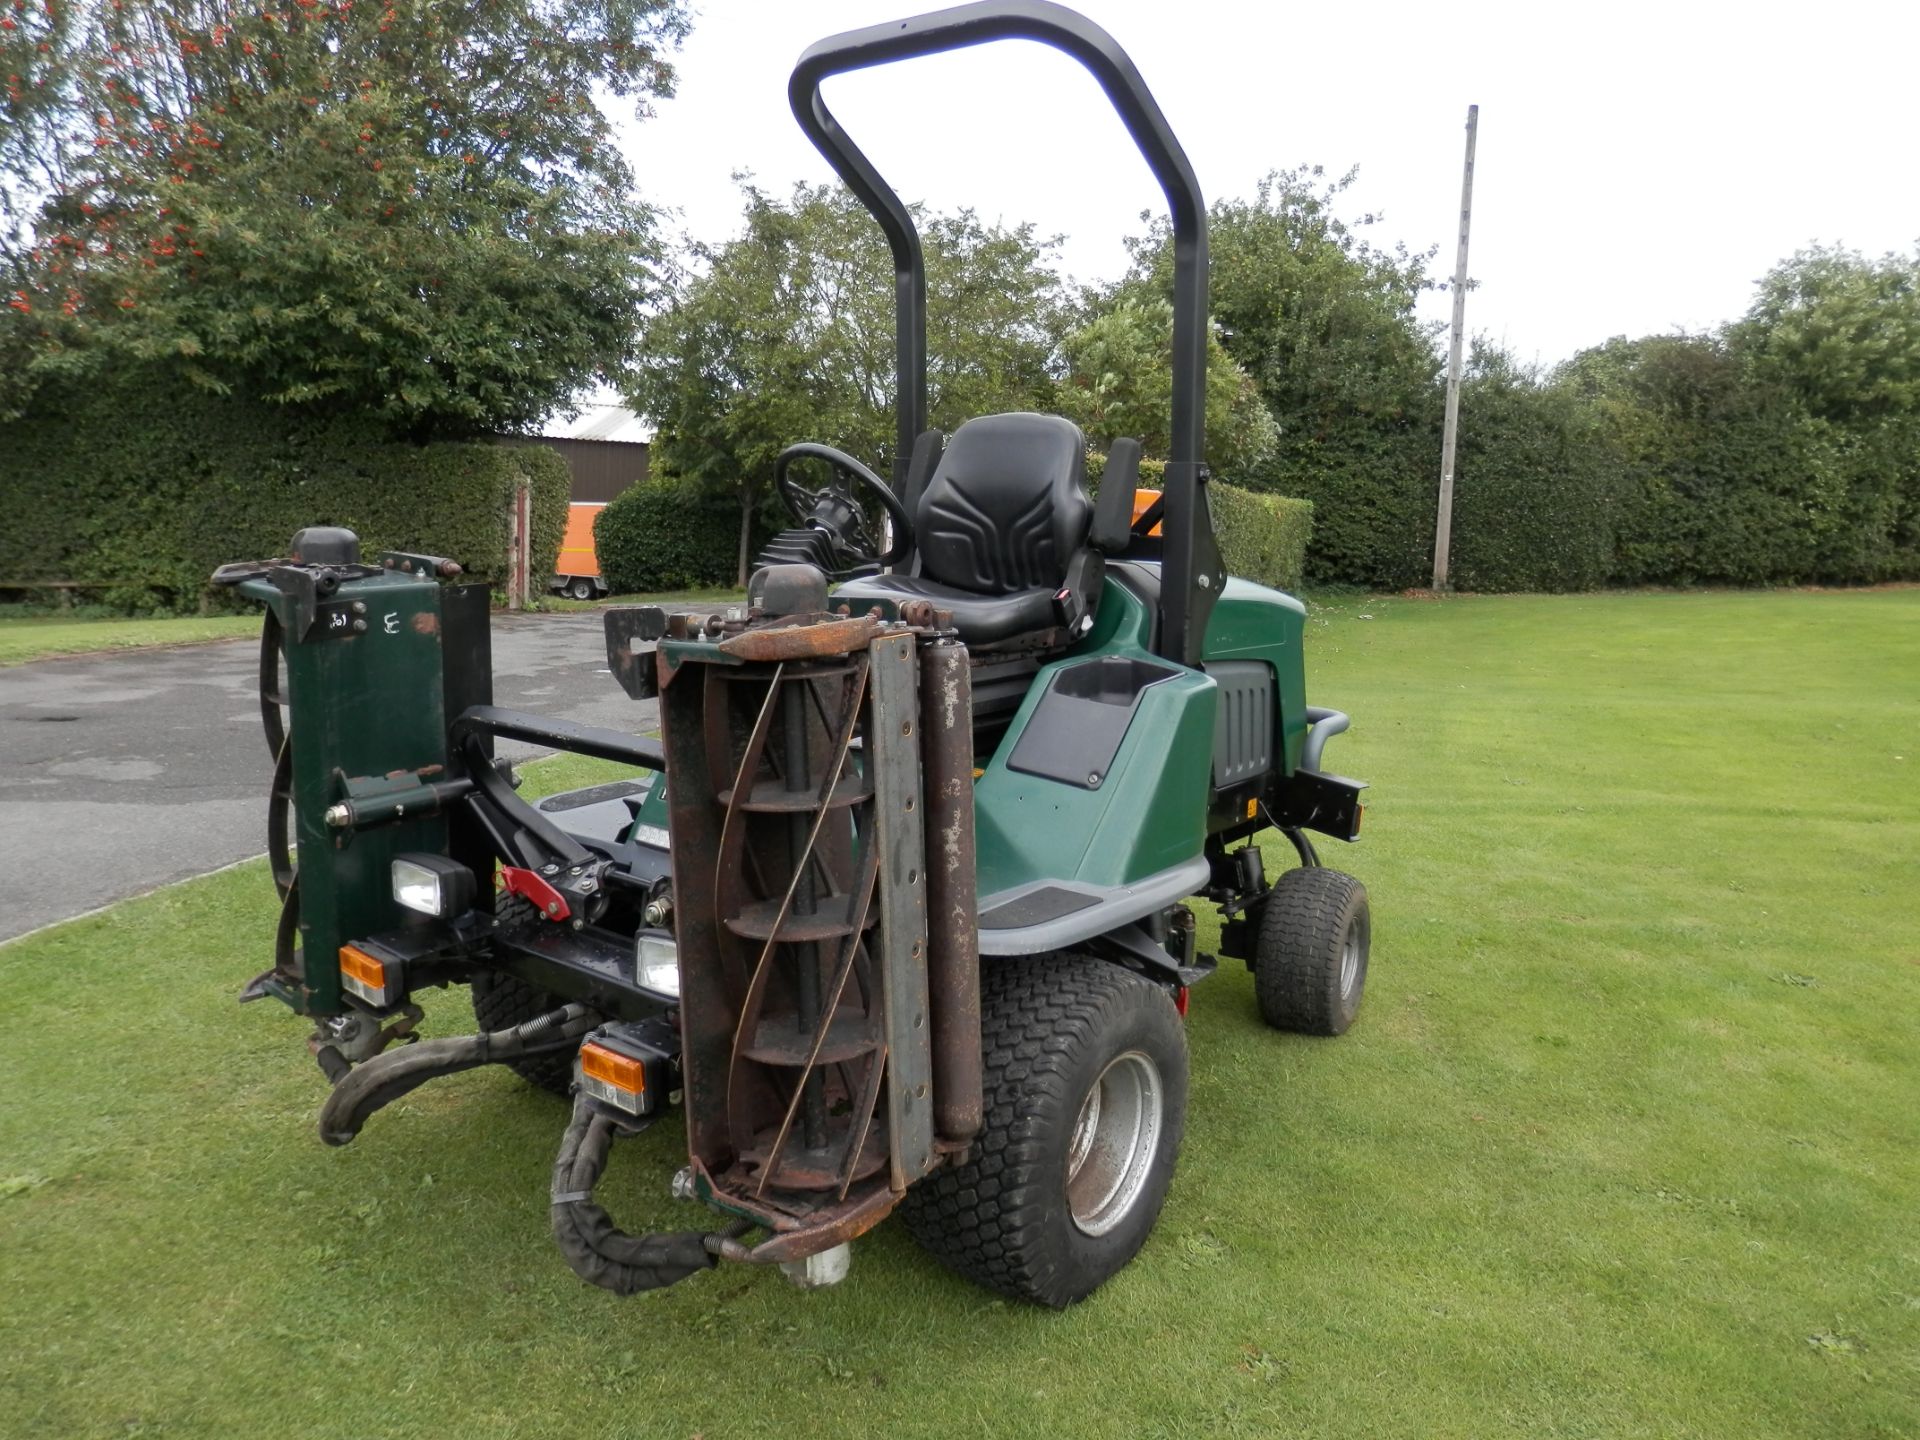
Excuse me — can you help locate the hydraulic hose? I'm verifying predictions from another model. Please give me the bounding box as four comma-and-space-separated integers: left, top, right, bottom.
317, 1004, 597, 1147
549, 1091, 737, 1295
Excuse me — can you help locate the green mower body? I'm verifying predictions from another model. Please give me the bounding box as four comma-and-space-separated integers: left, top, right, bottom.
212, 0, 1373, 1308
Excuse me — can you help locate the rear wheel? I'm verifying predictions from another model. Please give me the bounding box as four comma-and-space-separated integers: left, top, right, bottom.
899, 954, 1188, 1307
567, 577, 595, 602
1254, 866, 1370, 1035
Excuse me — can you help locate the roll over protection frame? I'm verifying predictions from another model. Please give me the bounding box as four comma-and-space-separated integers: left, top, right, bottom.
788, 0, 1223, 665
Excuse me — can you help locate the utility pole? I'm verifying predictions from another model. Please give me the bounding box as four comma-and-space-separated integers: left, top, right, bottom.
1432, 103, 1478, 592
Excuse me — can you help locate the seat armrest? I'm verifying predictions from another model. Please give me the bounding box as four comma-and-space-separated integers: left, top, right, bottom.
1092, 438, 1142, 552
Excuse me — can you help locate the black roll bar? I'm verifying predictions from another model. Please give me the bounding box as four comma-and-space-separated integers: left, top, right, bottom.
790, 1, 1223, 664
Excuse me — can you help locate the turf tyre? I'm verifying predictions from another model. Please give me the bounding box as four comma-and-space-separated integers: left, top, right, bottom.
470, 903, 587, 1096
899, 953, 1188, 1307
1254, 866, 1370, 1035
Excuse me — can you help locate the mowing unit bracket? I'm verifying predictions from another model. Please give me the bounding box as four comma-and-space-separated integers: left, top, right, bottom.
1268, 769, 1368, 843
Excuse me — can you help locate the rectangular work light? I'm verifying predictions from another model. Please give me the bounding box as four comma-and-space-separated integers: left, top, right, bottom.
391, 854, 477, 919
635, 931, 680, 999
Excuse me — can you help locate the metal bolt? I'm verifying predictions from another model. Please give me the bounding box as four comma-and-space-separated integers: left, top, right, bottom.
351, 601, 366, 615
545, 901, 561, 916
570, 918, 583, 931
642, 896, 672, 928
351, 619, 367, 633
324, 802, 353, 828
542, 863, 559, 876
1087, 772, 1101, 787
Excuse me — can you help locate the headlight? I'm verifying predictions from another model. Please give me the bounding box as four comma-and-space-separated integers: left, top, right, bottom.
636, 931, 679, 998
391, 854, 476, 918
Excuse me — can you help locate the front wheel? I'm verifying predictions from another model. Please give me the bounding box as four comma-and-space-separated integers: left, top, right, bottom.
566, 577, 596, 602
1254, 866, 1370, 1035
470, 967, 579, 1096
899, 954, 1188, 1307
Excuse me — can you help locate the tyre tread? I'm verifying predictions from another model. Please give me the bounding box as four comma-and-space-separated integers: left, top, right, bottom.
899, 954, 1184, 1306
470, 900, 586, 1096
1254, 867, 1368, 1035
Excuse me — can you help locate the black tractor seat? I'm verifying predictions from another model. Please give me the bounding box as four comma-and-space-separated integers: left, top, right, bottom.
841, 573, 1058, 647
833, 412, 1138, 653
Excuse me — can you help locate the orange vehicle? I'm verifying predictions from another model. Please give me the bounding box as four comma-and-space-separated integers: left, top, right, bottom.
1132, 487, 1165, 535
552, 502, 609, 601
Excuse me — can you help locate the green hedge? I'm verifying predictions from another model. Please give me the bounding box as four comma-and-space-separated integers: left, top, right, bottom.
1278, 342, 1920, 594
1211, 484, 1315, 593
1088, 451, 1314, 592
596, 479, 764, 593
1448, 375, 1616, 593
0, 376, 567, 611
1262, 423, 1441, 592
1601, 363, 1920, 588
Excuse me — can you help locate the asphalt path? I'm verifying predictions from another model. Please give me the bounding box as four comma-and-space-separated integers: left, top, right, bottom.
0, 612, 660, 943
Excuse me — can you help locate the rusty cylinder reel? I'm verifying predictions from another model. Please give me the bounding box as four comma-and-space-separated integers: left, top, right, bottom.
657, 614, 980, 1258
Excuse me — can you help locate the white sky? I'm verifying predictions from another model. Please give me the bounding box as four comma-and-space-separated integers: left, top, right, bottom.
617, 0, 1919, 368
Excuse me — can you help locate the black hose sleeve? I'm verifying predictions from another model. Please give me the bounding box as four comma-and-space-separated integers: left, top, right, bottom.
317, 1004, 594, 1147
549, 1092, 719, 1295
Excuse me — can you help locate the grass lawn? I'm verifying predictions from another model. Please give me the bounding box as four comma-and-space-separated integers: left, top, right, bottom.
2, 589, 1916, 1438
0, 614, 258, 666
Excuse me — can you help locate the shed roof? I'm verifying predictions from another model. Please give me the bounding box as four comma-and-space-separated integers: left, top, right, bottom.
535, 399, 653, 445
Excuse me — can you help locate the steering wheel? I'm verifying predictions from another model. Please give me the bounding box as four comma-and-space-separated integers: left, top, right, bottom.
774, 443, 912, 569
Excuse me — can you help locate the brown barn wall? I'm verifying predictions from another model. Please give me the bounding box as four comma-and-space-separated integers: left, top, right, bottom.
494, 435, 650, 504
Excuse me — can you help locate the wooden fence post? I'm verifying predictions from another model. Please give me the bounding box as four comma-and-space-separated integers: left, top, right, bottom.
507, 479, 532, 611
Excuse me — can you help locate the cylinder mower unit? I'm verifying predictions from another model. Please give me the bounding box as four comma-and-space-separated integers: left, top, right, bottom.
209, 0, 1378, 1310
656, 598, 981, 1263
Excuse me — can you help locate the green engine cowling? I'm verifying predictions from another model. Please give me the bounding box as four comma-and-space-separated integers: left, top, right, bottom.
971, 573, 1314, 904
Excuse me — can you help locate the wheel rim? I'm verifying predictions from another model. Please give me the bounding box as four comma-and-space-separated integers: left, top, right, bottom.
1339, 915, 1364, 1001
1066, 1050, 1163, 1237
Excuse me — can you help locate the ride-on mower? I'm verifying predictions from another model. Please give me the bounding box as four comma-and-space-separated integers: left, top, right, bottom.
212, 0, 1371, 1308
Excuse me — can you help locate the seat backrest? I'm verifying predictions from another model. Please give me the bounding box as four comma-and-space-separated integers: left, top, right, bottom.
914, 413, 1090, 595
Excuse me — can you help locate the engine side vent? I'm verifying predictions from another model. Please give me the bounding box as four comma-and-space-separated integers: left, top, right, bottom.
1205, 661, 1273, 789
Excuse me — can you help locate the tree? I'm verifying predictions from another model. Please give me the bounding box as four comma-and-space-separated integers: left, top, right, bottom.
1117, 166, 1444, 586
1053, 295, 1278, 478
1729, 245, 1920, 425
1120, 167, 1440, 437
1, 0, 689, 433
629, 179, 1068, 583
